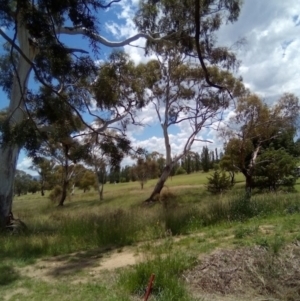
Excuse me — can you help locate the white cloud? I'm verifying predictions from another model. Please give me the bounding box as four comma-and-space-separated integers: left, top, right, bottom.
17, 157, 38, 176
124, 0, 300, 157
218, 0, 300, 99
16, 1, 300, 172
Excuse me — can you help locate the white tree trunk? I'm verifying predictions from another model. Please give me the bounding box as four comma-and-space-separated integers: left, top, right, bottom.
71, 183, 75, 196
0, 21, 36, 227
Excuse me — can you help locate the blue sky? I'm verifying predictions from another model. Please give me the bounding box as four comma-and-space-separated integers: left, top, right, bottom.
1, 0, 300, 175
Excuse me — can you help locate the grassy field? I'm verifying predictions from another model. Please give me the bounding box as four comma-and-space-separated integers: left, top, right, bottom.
1, 172, 300, 301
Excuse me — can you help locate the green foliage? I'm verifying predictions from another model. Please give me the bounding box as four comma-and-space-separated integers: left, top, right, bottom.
175, 166, 187, 175
77, 170, 96, 192
0, 45, 17, 95
201, 146, 210, 172
206, 170, 233, 194
93, 51, 146, 110
223, 93, 300, 191
48, 185, 63, 203
254, 148, 297, 191
132, 155, 159, 188
14, 170, 38, 196
31, 157, 56, 193
27, 179, 40, 194
135, 0, 242, 63
119, 242, 196, 300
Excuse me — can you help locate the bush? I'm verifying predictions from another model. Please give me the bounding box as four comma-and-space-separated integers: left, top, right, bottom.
175, 166, 187, 175
206, 170, 233, 194
48, 185, 62, 203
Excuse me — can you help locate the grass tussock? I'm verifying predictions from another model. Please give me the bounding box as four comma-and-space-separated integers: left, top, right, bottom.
2, 187, 300, 262
119, 238, 198, 301
0, 264, 20, 286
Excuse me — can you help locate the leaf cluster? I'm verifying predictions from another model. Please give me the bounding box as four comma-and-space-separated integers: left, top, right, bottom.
92, 51, 149, 110
134, 0, 241, 70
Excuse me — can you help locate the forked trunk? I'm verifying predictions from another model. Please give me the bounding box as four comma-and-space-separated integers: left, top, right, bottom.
144, 165, 171, 203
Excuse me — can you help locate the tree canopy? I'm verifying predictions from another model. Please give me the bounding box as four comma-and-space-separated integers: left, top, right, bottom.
222, 93, 300, 192
0, 0, 246, 227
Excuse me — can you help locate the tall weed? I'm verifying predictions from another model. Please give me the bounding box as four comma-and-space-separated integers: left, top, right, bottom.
119, 239, 197, 301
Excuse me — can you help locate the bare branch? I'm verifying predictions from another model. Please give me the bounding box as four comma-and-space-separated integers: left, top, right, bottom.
57, 27, 159, 48
98, 0, 121, 8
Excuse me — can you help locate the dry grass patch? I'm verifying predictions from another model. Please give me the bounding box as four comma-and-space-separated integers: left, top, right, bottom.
185, 243, 300, 301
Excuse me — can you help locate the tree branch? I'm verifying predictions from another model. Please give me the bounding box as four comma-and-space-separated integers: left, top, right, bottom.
194, 0, 234, 99
101, 0, 121, 9
57, 27, 158, 48
65, 48, 89, 54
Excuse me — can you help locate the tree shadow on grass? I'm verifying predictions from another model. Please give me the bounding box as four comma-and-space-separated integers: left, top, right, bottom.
35, 246, 116, 278
0, 265, 20, 286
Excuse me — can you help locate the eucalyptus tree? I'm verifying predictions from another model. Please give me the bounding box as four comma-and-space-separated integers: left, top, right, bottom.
84, 130, 131, 201
135, 0, 242, 87
14, 170, 35, 196
0, 0, 160, 227
77, 169, 96, 193
31, 157, 55, 196
222, 93, 300, 192
134, 0, 244, 201
0, 0, 244, 224
140, 53, 244, 202
37, 136, 89, 206
132, 153, 158, 189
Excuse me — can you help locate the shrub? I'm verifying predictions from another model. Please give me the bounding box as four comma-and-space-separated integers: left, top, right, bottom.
175, 166, 187, 175
206, 170, 233, 194
48, 185, 62, 203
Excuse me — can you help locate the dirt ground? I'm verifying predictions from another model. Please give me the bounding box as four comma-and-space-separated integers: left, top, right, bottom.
17, 245, 143, 283
15, 238, 300, 301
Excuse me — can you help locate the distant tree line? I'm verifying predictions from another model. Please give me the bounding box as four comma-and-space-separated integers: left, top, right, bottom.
14, 145, 224, 198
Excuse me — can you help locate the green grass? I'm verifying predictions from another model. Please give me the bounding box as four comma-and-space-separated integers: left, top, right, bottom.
1, 172, 300, 300
119, 238, 198, 301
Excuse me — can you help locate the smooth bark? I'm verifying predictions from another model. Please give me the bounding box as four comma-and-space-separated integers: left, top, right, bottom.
145, 165, 172, 202
0, 21, 36, 227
